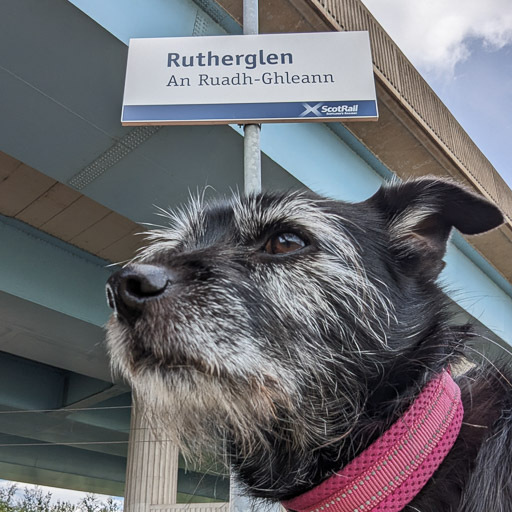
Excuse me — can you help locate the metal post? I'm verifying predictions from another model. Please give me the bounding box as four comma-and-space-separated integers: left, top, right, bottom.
230, 3, 281, 510
232, 6, 261, 509
243, 0, 261, 195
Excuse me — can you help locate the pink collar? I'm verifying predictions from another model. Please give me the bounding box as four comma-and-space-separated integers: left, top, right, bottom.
282, 370, 463, 512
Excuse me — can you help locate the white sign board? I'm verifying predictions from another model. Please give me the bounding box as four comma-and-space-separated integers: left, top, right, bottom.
122, 31, 378, 125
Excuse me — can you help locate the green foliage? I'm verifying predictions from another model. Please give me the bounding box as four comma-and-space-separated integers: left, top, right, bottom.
76, 495, 120, 512
0, 484, 17, 512
0, 485, 121, 512
17, 487, 52, 512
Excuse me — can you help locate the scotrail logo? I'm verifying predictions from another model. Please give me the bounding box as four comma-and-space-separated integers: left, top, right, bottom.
300, 102, 359, 117
300, 102, 324, 117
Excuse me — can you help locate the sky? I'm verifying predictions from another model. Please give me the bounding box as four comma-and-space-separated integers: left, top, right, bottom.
360, 0, 512, 188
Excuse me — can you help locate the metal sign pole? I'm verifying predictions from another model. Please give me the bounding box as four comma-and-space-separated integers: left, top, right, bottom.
232, 4, 260, 508
243, 0, 261, 195
229, 3, 281, 510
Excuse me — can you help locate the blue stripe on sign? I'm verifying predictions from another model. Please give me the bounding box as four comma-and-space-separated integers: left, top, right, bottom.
122, 101, 378, 123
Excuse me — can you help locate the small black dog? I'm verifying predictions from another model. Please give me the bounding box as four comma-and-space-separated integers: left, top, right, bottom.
106, 178, 512, 511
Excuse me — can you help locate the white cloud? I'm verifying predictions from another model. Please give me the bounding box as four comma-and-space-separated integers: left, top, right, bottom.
361, 0, 512, 75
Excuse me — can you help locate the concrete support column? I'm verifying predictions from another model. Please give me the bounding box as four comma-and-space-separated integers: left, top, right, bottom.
124, 402, 179, 512
124, 403, 230, 512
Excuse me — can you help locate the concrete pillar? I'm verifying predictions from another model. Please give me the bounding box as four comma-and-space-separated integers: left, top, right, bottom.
124, 402, 179, 512
124, 402, 229, 512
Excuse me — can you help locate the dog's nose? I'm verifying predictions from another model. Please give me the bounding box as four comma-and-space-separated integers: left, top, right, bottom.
106, 264, 171, 323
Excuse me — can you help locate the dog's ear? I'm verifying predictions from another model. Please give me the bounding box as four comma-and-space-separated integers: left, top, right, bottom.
368, 178, 504, 278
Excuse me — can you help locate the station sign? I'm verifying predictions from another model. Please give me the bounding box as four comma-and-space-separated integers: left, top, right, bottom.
121, 31, 378, 125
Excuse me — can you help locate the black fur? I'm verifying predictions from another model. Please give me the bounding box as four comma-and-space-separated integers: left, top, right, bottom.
106, 178, 512, 511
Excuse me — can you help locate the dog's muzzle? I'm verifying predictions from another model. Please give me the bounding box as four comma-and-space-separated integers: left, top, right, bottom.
106, 264, 171, 324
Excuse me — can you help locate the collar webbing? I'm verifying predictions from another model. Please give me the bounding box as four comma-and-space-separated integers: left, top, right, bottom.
282, 370, 463, 512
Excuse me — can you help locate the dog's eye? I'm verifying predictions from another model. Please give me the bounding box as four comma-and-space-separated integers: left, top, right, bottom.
264, 232, 307, 255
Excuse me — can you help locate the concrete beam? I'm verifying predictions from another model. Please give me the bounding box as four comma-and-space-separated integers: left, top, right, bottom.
0, 216, 112, 327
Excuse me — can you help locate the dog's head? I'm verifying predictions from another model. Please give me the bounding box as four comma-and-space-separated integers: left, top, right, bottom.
106, 178, 503, 497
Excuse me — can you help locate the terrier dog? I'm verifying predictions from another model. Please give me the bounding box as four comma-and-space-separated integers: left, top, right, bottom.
106, 178, 512, 511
